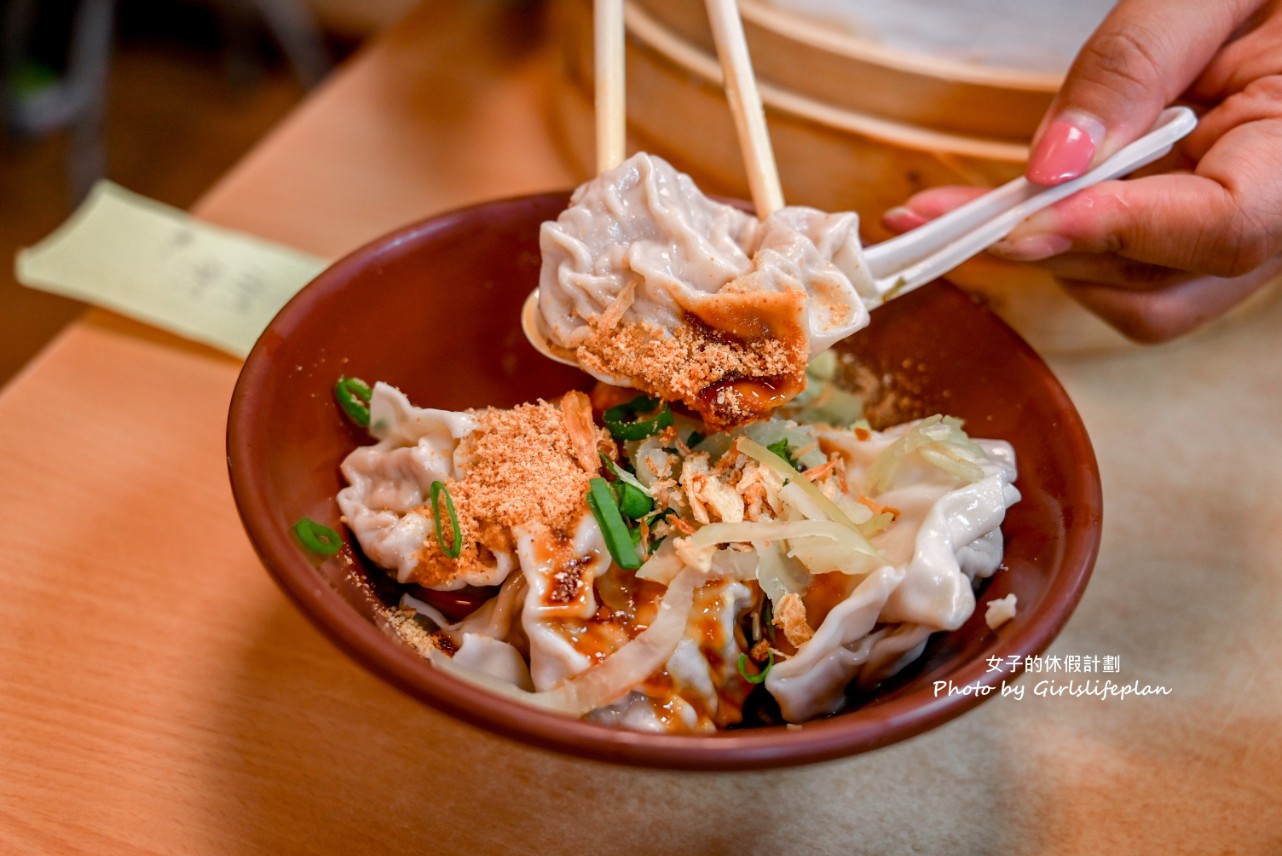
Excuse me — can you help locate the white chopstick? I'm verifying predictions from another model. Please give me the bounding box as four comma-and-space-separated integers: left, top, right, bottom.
704, 0, 783, 218
594, 0, 627, 173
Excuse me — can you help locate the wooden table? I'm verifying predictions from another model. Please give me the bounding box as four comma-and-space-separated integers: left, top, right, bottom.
3, 3, 1280, 853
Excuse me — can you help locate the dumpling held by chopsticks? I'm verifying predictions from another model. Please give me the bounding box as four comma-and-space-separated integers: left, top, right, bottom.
538, 153, 877, 430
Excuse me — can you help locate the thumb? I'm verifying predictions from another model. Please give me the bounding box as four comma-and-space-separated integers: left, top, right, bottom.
1027, 0, 1253, 186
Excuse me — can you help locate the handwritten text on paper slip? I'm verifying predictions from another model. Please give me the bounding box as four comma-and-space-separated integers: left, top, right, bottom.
16, 182, 330, 358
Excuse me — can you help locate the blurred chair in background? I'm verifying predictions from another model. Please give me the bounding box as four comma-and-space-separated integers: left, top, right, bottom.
1, 0, 115, 202
1, 0, 331, 204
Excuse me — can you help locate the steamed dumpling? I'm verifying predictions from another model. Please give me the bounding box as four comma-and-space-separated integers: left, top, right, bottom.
337, 384, 612, 591
538, 153, 877, 429
341, 383, 1022, 733
763, 423, 1020, 721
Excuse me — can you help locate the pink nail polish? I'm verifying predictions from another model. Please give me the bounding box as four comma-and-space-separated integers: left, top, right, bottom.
1028, 117, 1102, 186
883, 206, 927, 231
990, 234, 1073, 262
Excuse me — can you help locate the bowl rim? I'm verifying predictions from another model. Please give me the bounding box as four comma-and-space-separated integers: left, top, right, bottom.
227, 192, 1102, 770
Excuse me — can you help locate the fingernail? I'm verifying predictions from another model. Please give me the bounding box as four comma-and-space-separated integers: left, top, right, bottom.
1027, 113, 1105, 186
883, 205, 927, 231
989, 233, 1073, 262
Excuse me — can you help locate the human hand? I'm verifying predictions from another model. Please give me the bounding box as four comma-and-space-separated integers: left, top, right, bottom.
883, 0, 1282, 342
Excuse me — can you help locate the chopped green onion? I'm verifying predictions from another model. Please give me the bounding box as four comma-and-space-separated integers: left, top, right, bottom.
603, 395, 674, 441
597, 453, 654, 519
429, 480, 462, 558
335, 376, 373, 427
766, 438, 800, 470
586, 477, 642, 569
686, 431, 705, 448
737, 650, 774, 684
293, 517, 342, 555
598, 452, 652, 496
616, 481, 653, 519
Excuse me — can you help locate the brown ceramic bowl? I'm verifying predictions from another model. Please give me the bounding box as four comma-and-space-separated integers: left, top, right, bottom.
227, 193, 1102, 770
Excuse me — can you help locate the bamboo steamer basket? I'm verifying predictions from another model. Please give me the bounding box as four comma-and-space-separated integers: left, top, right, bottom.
546, 0, 1154, 354
625, 0, 1063, 141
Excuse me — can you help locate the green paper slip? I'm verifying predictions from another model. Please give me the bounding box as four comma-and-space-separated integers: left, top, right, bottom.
15, 181, 331, 358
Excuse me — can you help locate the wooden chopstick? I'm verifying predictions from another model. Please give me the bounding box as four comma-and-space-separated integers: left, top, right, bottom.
594, 0, 627, 173
704, 0, 784, 218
